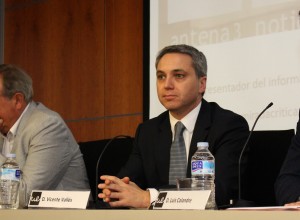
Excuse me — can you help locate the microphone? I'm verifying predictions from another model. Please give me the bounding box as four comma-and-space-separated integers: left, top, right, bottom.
234, 102, 273, 207
95, 135, 132, 209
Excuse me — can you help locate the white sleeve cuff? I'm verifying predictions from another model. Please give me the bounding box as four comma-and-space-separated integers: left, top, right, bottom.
147, 188, 159, 204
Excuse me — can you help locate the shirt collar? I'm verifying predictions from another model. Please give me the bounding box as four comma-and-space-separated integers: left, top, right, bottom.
169, 101, 202, 134
8, 102, 30, 138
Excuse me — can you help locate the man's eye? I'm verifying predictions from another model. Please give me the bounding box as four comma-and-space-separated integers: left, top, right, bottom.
175, 74, 184, 78
157, 75, 165, 80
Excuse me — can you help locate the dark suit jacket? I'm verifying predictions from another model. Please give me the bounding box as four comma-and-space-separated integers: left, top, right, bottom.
118, 99, 249, 207
275, 110, 300, 205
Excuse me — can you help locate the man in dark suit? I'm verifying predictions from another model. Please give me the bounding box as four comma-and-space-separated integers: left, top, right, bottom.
98, 44, 249, 208
275, 110, 300, 206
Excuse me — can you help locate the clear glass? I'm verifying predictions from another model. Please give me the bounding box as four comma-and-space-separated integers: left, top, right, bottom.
176, 177, 216, 210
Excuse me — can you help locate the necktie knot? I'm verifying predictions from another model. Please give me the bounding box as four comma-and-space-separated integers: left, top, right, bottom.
174, 121, 185, 140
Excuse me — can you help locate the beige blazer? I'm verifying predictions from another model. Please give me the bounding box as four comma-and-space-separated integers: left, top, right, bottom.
0, 102, 90, 208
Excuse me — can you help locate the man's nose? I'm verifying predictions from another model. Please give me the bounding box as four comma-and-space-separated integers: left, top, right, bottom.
163, 76, 174, 89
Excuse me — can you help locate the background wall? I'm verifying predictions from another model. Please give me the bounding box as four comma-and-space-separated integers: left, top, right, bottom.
150, 0, 300, 131
3, 0, 144, 142
0, 0, 3, 63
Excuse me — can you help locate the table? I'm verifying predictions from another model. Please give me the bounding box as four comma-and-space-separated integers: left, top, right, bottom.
0, 209, 299, 220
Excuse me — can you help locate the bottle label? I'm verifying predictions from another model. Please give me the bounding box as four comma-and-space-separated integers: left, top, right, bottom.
0, 168, 21, 181
191, 160, 214, 175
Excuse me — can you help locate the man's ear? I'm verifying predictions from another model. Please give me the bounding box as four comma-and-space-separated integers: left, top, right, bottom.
199, 76, 207, 93
14, 92, 26, 110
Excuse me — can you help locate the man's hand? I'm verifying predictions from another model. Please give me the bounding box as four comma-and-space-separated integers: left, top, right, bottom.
100, 176, 130, 203
285, 201, 300, 206
98, 175, 150, 208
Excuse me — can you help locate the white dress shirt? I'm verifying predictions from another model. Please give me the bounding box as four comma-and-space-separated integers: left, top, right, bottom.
169, 102, 201, 160
1, 103, 30, 156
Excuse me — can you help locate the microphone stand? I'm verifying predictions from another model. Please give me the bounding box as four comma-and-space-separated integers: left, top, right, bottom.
232, 102, 273, 208
95, 135, 132, 209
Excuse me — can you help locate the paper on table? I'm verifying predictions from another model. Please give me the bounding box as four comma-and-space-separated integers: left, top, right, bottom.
228, 206, 300, 211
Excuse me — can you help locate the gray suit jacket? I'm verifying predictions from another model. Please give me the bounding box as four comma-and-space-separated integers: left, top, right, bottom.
0, 102, 90, 208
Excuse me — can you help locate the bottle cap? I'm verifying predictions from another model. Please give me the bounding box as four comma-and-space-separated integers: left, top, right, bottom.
197, 142, 209, 148
6, 153, 16, 158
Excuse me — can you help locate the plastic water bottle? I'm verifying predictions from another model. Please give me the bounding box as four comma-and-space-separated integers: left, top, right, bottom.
191, 142, 216, 209
0, 154, 21, 209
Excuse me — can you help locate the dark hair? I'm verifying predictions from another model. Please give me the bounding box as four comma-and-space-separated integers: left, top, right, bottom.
155, 44, 207, 78
0, 64, 33, 102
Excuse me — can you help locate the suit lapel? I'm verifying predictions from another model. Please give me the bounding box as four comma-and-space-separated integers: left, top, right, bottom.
186, 99, 212, 177
11, 102, 36, 153
155, 114, 172, 185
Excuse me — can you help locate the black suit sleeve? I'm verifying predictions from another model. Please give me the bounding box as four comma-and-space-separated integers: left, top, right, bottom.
275, 114, 300, 205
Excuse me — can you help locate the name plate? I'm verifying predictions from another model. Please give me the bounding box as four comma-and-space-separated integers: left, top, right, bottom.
28, 190, 90, 209
153, 190, 210, 210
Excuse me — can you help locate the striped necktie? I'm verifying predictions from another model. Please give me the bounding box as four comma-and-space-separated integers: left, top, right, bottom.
169, 121, 187, 185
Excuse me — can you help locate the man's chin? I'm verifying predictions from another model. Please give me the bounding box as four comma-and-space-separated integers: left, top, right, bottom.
165, 106, 181, 115
0, 131, 6, 138
161, 101, 178, 109
164, 105, 178, 112
0, 127, 7, 137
